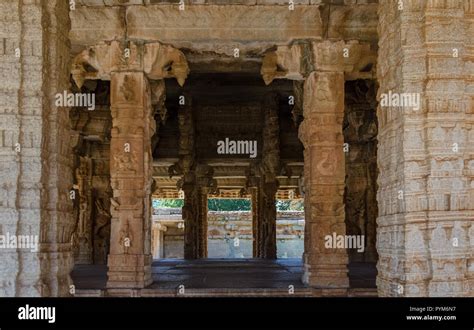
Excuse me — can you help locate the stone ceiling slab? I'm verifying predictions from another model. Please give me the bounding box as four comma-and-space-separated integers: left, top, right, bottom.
70, 7, 125, 52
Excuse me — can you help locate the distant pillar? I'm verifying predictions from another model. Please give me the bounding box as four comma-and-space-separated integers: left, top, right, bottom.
182, 178, 208, 259
255, 93, 280, 259
251, 187, 259, 258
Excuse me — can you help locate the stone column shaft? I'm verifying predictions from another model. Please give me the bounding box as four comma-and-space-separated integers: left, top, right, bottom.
107, 72, 154, 288
254, 93, 280, 259
299, 71, 349, 289
251, 187, 259, 258
256, 181, 278, 259
182, 180, 208, 259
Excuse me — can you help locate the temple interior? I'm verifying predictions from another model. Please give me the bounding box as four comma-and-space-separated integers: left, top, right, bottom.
2, 0, 472, 298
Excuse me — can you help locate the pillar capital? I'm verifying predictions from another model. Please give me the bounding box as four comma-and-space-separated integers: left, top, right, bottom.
260, 40, 376, 85
71, 41, 190, 88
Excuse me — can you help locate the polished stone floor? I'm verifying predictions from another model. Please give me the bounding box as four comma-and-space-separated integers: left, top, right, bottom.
71, 258, 376, 290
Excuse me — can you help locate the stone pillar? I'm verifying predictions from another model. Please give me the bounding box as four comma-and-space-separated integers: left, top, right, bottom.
0, 0, 74, 297
376, 1, 474, 297
152, 223, 166, 259
299, 70, 349, 289
182, 178, 208, 259
199, 186, 209, 258
107, 72, 154, 288
255, 93, 280, 259
256, 181, 278, 259
250, 187, 259, 258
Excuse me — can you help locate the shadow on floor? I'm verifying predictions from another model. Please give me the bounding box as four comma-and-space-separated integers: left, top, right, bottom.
71, 259, 377, 290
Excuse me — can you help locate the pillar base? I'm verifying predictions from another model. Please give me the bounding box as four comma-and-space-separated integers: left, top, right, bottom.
75, 252, 93, 265
302, 254, 349, 289
107, 254, 153, 289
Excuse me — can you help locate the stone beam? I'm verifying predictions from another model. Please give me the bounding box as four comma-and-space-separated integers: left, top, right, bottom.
69, 4, 378, 56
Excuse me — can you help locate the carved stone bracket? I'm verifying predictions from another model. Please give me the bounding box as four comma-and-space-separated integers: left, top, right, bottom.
261, 40, 376, 85
72, 41, 190, 88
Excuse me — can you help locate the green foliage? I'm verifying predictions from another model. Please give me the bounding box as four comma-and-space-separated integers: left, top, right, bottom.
276, 199, 304, 211
153, 198, 304, 211
208, 199, 251, 211
153, 199, 184, 208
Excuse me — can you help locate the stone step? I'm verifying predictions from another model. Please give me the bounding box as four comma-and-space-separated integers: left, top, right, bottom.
74, 287, 378, 297
74, 289, 104, 297
348, 288, 378, 297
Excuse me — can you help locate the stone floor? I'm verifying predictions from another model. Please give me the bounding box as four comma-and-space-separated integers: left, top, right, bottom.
71, 258, 377, 291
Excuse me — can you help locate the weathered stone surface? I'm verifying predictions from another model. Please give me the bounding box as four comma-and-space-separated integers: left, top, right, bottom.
261, 40, 376, 85
107, 71, 155, 288
71, 41, 189, 88
376, 0, 473, 297
299, 69, 349, 289
0, 0, 74, 297
343, 79, 378, 263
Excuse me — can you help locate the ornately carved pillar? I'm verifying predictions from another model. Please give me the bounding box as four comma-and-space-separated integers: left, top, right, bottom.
261, 37, 374, 290
299, 70, 349, 289
107, 72, 155, 288
71, 40, 189, 288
